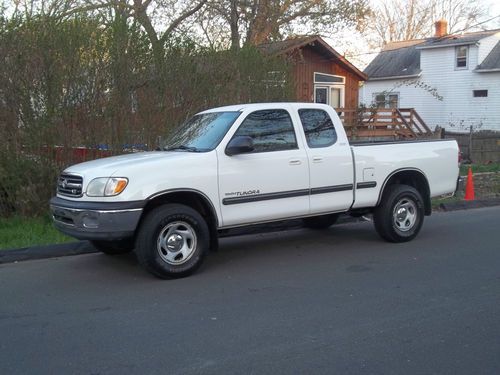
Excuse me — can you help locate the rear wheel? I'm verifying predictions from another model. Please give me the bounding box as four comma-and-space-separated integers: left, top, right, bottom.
373, 184, 424, 242
91, 239, 134, 255
135, 204, 210, 279
303, 214, 339, 230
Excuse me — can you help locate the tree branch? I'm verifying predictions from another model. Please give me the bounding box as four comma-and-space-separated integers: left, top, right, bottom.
160, 0, 208, 42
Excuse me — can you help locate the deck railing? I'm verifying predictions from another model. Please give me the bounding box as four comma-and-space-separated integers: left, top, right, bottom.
335, 108, 433, 139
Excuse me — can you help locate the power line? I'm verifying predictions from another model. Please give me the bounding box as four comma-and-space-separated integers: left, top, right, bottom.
345, 13, 500, 58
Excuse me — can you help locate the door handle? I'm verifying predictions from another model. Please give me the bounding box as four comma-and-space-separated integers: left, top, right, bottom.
289, 159, 302, 165
312, 156, 323, 163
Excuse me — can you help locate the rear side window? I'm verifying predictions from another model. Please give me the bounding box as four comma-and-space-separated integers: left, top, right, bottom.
233, 109, 297, 153
298, 109, 337, 148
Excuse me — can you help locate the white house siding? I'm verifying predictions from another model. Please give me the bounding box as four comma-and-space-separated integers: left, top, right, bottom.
360, 43, 500, 132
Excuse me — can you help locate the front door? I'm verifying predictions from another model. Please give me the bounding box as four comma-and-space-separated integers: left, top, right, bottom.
217, 109, 309, 227
314, 85, 344, 110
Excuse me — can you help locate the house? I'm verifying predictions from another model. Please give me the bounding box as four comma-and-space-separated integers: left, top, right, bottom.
259, 36, 366, 109
360, 20, 500, 132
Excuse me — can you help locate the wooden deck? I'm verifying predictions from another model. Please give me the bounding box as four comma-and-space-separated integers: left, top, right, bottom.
336, 108, 433, 139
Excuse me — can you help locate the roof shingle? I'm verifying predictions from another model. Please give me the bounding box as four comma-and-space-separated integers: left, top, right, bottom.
417, 29, 500, 49
364, 29, 500, 79
477, 41, 500, 71
364, 42, 422, 80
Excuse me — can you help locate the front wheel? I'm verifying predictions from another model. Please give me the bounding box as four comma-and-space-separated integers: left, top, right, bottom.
135, 204, 210, 279
373, 184, 424, 243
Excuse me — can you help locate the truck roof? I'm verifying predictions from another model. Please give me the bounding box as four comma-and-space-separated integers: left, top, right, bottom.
199, 102, 333, 114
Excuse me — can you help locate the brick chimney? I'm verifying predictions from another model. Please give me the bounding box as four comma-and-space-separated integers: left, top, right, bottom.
434, 19, 448, 37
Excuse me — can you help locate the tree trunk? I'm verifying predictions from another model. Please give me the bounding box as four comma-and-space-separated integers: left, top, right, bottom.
230, 0, 240, 50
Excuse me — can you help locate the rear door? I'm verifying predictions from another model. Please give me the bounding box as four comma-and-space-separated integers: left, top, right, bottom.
217, 108, 309, 227
297, 107, 354, 213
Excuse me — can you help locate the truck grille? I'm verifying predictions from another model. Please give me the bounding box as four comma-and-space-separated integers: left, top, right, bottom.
57, 174, 83, 197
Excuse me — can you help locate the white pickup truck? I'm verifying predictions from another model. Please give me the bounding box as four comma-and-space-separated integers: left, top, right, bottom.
50, 103, 459, 278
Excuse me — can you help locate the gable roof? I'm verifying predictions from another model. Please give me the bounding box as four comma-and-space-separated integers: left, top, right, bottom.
364, 29, 500, 80
417, 29, 500, 49
364, 40, 423, 80
476, 41, 500, 71
258, 35, 367, 80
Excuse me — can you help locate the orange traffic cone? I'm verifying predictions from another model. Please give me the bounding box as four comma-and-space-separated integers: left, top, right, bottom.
464, 167, 475, 201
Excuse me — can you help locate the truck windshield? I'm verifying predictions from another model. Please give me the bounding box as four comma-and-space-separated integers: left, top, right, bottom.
163, 111, 241, 152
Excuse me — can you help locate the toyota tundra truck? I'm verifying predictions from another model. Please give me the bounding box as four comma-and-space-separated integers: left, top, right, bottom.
50, 103, 459, 278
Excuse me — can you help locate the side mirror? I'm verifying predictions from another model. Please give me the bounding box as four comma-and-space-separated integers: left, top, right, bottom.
225, 136, 254, 156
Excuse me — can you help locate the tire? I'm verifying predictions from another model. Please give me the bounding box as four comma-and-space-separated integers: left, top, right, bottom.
303, 214, 339, 229
373, 184, 424, 243
91, 239, 134, 255
135, 204, 210, 279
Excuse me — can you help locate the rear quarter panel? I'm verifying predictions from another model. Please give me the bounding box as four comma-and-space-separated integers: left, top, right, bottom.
351, 140, 459, 209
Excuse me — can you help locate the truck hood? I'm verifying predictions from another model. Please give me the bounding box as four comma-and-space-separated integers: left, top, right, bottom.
58, 149, 218, 202
64, 151, 195, 178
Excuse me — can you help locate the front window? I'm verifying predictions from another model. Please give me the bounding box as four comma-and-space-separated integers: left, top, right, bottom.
456, 46, 468, 69
232, 109, 297, 153
163, 111, 241, 152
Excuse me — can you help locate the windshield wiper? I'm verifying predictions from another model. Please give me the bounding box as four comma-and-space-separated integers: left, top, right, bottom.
163, 145, 204, 152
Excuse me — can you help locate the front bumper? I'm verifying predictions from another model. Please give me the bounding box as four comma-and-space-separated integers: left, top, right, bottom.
50, 197, 144, 240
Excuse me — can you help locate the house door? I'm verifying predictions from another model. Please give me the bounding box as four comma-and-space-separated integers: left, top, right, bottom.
314, 85, 344, 109
331, 87, 341, 108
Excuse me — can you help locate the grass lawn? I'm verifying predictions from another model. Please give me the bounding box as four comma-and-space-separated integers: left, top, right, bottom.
460, 163, 500, 175
0, 215, 73, 250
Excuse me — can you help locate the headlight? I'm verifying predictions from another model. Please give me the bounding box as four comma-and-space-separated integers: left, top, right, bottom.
86, 177, 128, 197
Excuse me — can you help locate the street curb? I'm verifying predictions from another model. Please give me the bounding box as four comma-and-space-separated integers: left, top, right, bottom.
0, 241, 97, 264
433, 198, 500, 212
1, 200, 500, 265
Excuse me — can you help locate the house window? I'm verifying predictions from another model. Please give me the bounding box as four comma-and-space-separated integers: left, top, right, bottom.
314, 72, 345, 84
375, 94, 386, 108
374, 93, 399, 108
473, 90, 488, 97
388, 94, 399, 108
314, 87, 328, 104
313, 72, 345, 109
456, 46, 468, 69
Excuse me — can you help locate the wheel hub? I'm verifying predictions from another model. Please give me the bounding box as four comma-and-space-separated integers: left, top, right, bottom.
166, 234, 183, 252
393, 198, 417, 232
396, 207, 408, 221
157, 221, 197, 265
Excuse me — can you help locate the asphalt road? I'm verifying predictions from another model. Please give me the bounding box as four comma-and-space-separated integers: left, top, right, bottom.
1, 206, 500, 375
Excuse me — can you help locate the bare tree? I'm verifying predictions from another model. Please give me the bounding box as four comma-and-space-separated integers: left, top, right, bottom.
21, 0, 209, 71
195, 0, 369, 50
365, 0, 488, 48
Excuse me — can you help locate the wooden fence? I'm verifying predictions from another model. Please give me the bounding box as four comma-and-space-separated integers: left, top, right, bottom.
336, 108, 433, 139
443, 129, 500, 163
